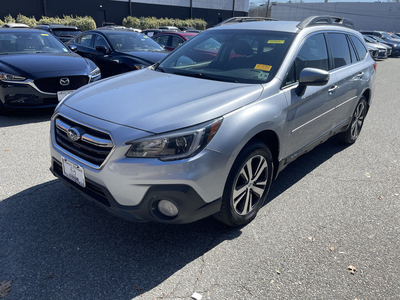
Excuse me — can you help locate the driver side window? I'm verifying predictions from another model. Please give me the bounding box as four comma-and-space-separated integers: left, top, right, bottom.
285, 33, 329, 86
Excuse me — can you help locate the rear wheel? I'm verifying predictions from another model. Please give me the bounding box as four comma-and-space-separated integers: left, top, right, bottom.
214, 142, 274, 227
337, 96, 367, 144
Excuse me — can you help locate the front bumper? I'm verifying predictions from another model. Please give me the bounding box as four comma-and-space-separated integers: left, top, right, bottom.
49, 109, 232, 224
0, 75, 100, 110
0, 81, 59, 109
51, 158, 222, 223
390, 47, 400, 56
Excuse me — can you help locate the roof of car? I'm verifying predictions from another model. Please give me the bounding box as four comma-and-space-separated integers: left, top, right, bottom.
210, 21, 300, 33
152, 31, 198, 38
35, 24, 79, 30
212, 15, 356, 33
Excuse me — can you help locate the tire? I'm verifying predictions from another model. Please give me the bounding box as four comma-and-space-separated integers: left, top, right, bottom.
214, 142, 274, 227
337, 96, 368, 144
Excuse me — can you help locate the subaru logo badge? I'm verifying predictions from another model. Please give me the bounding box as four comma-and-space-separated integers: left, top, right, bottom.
60, 77, 70, 86
67, 127, 81, 142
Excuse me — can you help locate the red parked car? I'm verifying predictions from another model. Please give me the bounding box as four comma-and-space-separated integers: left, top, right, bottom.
152, 32, 198, 51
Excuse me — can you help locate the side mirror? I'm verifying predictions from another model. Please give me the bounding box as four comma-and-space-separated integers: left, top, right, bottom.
295, 67, 330, 97
96, 45, 109, 54
69, 45, 78, 52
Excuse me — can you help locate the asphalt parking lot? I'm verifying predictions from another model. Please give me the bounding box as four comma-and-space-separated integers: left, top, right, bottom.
1, 58, 399, 300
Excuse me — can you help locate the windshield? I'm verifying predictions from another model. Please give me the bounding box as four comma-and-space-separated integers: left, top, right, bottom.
391, 33, 400, 39
364, 36, 375, 43
106, 32, 164, 52
373, 36, 386, 43
52, 29, 81, 38
158, 29, 295, 84
381, 32, 393, 39
0, 32, 69, 54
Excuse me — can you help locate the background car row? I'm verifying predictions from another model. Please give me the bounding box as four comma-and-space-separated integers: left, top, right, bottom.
0, 28, 100, 114
1, 22, 398, 114
0, 24, 200, 113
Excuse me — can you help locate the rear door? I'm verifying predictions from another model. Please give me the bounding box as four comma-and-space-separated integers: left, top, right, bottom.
326, 32, 369, 128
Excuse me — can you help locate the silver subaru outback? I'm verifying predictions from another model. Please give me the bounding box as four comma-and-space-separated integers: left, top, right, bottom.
50, 16, 376, 226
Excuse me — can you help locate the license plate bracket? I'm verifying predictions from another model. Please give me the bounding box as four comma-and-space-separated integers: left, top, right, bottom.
61, 157, 86, 188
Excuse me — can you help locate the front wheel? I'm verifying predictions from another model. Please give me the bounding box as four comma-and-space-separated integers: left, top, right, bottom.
214, 142, 274, 227
337, 97, 368, 144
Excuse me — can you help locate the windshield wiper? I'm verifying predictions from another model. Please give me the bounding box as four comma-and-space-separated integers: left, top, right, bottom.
172, 71, 238, 83
153, 62, 165, 73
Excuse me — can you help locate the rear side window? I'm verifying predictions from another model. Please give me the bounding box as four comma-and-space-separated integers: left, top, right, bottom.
327, 33, 351, 69
350, 35, 368, 61
75, 33, 93, 48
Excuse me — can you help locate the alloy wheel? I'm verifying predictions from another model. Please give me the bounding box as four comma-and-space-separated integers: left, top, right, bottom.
232, 155, 269, 215
350, 101, 366, 139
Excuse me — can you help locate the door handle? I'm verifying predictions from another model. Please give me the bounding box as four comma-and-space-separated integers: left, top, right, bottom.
357, 72, 364, 79
328, 85, 338, 94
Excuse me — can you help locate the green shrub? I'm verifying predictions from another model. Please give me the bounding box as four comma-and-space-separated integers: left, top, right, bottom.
37, 16, 63, 25
122, 16, 140, 29
75, 16, 96, 31
36, 15, 96, 31
139, 16, 159, 30
3, 15, 16, 24
16, 14, 37, 27
0, 19, 4, 27
123, 16, 207, 30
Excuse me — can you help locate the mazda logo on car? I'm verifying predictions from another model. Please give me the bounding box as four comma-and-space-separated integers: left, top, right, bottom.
60, 77, 70, 86
67, 128, 81, 142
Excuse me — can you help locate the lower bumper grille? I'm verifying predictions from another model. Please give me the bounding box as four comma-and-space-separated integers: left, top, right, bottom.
53, 159, 111, 207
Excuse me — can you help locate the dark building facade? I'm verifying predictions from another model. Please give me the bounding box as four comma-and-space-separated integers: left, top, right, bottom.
1, 0, 249, 28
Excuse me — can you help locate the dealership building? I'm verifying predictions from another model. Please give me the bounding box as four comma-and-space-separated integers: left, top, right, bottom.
271, 2, 400, 32
2, 0, 249, 28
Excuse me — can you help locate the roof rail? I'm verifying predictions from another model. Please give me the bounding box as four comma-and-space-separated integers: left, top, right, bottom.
215, 17, 278, 27
297, 15, 355, 30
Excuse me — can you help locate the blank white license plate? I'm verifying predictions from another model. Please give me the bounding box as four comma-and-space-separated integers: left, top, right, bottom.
61, 157, 86, 187
57, 90, 74, 102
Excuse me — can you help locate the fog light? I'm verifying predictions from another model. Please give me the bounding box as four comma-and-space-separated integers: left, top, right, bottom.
158, 200, 179, 217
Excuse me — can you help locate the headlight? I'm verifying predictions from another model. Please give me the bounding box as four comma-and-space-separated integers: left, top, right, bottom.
90, 67, 101, 78
126, 118, 223, 161
0, 73, 26, 81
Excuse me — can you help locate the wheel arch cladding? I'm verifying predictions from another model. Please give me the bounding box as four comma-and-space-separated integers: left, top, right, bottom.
242, 130, 280, 179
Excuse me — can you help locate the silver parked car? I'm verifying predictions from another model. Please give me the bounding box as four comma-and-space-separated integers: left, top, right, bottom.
50, 16, 376, 226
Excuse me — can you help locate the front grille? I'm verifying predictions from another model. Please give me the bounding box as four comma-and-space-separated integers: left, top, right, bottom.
54, 115, 114, 167
34, 76, 89, 93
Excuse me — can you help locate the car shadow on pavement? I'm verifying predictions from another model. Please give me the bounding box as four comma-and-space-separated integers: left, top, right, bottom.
0, 108, 54, 128
267, 137, 348, 203
0, 180, 241, 299
0, 138, 348, 299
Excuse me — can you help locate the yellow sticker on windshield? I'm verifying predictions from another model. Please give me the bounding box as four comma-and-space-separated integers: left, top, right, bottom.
41, 34, 49, 36
268, 40, 285, 44
255, 64, 272, 72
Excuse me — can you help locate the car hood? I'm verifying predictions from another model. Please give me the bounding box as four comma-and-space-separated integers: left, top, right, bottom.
64, 68, 263, 133
386, 38, 400, 44
123, 50, 169, 64
366, 43, 386, 50
0, 53, 89, 78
